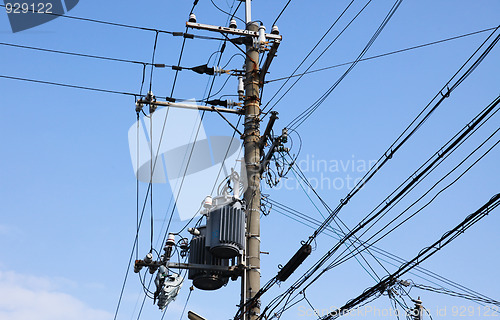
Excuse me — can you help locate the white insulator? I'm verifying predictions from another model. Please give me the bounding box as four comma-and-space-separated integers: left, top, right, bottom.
214, 66, 224, 75
166, 233, 175, 246
188, 227, 201, 236
203, 195, 213, 208
144, 252, 153, 264
229, 19, 237, 29
271, 25, 279, 35
258, 25, 267, 50
188, 13, 197, 23
238, 76, 244, 100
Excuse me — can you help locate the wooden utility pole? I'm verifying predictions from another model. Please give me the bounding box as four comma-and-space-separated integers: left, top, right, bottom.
242, 2, 262, 318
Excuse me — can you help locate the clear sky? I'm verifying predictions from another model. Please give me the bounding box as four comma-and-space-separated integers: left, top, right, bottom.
0, 1, 499, 320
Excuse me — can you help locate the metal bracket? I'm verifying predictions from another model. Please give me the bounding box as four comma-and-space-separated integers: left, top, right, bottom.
186, 21, 282, 41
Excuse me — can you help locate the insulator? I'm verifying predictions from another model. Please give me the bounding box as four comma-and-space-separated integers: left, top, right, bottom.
213, 66, 227, 75
189, 13, 197, 23
258, 25, 267, 50
204, 195, 213, 208
229, 19, 237, 29
188, 227, 201, 236
271, 25, 280, 35
166, 233, 175, 246
144, 252, 153, 264
281, 128, 288, 143
238, 76, 244, 100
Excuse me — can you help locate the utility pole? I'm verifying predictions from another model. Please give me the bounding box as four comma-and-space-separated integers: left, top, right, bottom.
242, 9, 261, 320
135, 1, 284, 317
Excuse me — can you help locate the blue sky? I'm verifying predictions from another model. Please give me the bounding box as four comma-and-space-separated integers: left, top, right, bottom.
0, 1, 499, 320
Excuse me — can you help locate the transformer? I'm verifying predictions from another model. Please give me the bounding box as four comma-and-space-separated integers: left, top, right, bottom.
206, 201, 245, 259
188, 226, 229, 290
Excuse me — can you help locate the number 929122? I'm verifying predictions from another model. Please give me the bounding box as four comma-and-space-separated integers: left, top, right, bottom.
5, 2, 53, 14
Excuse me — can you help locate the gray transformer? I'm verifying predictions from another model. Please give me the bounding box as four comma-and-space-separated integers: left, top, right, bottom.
188, 226, 229, 290
206, 201, 245, 259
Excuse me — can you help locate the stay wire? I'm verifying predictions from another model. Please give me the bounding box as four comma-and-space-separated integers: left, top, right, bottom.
112, 182, 152, 320
411, 282, 500, 306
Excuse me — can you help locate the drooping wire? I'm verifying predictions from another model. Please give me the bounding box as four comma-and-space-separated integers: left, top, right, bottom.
148, 31, 160, 93
210, 0, 245, 24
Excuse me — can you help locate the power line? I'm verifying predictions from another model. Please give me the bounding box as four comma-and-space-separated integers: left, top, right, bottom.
264, 26, 497, 83
0, 74, 137, 97
210, 0, 245, 24
260, 95, 500, 319
131, 2, 245, 318
304, 24, 500, 246
0, 42, 162, 66
410, 282, 500, 307
262, 0, 361, 115
271, 0, 293, 27
321, 193, 500, 320
269, 198, 498, 306
0, 4, 224, 40
253, 28, 500, 316
330, 124, 500, 269
286, 0, 403, 130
